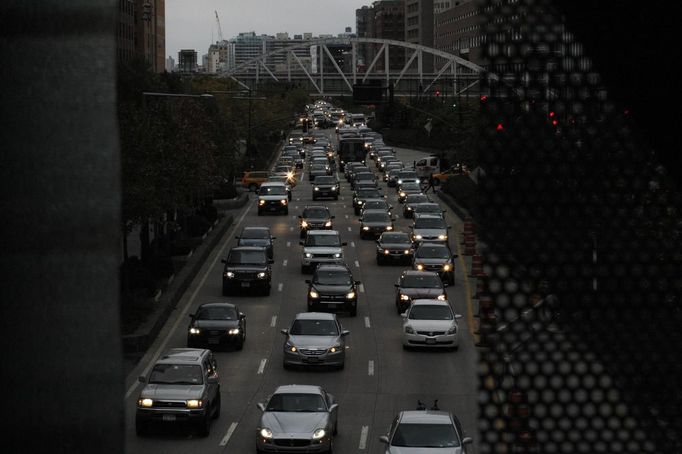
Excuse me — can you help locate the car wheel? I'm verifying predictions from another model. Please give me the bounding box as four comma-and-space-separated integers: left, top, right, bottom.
326, 436, 334, 453
257, 210, 262, 216
197, 413, 211, 437
264, 284, 271, 296
236, 334, 245, 350
449, 274, 455, 286
313, 195, 317, 201
300, 230, 306, 239
349, 306, 357, 317
376, 255, 383, 266
301, 265, 309, 274
222, 285, 230, 296
135, 418, 148, 437
333, 421, 338, 435
284, 208, 289, 215
213, 395, 221, 419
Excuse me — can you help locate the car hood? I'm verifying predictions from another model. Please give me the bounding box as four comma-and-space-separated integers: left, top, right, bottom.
239, 239, 270, 247
226, 264, 268, 272
288, 335, 339, 349
140, 384, 205, 400
363, 220, 392, 227
400, 288, 444, 298
404, 319, 456, 331
303, 247, 342, 255
386, 446, 463, 454
193, 319, 239, 330
379, 242, 412, 250
413, 228, 447, 236
260, 195, 288, 201
302, 217, 330, 224
260, 411, 329, 435
414, 258, 449, 265
312, 284, 352, 295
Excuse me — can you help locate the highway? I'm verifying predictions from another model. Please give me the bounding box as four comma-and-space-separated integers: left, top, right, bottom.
124, 128, 479, 453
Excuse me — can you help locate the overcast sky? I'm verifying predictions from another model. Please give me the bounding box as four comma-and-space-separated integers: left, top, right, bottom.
166, 0, 371, 60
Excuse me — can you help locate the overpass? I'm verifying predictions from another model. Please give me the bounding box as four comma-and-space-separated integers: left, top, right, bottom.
222, 37, 495, 98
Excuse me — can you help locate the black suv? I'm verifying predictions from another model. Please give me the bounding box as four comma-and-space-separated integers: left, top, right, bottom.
312, 175, 340, 200
221, 246, 273, 296
298, 205, 334, 238
306, 264, 360, 316
352, 187, 384, 215
236, 226, 275, 260
412, 243, 457, 285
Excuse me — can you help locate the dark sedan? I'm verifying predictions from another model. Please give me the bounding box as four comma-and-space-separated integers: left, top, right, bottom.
236, 226, 275, 260
412, 243, 457, 285
187, 302, 246, 350
375, 231, 414, 265
306, 264, 360, 316
353, 188, 384, 215
359, 210, 395, 239
394, 271, 447, 314
312, 175, 340, 200
221, 246, 274, 296
397, 182, 423, 203
403, 193, 432, 218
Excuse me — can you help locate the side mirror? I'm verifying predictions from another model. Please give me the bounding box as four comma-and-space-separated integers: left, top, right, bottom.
447, 226, 452, 229
342, 242, 348, 246
462, 437, 473, 445
207, 375, 219, 385
280, 329, 289, 335
355, 281, 361, 285
234, 236, 240, 240
452, 254, 459, 259
455, 314, 463, 319
400, 312, 408, 318
328, 403, 339, 412
240, 312, 246, 319
221, 259, 226, 264
268, 259, 275, 264
271, 236, 277, 240
299, 241, 304, 246
297, 215, 302, 218
305, 279, 311, 284
394, 283, 400, 287
257, 403, 266, 412
379, 435, 390, 444
138, 376, 146, 384
341, 330, 350, 336
331, 216, 336, 219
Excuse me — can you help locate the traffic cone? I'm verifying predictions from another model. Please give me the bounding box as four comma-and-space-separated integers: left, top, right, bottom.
463, 234, 476, 256
474, 294, 495, 318
462, 217, 475, 237
473, 277, 489, 299
506, 389, 537, 452
469, 254, 486, 278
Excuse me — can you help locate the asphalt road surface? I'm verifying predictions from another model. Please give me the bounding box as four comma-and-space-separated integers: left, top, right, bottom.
124, 128, 480, 453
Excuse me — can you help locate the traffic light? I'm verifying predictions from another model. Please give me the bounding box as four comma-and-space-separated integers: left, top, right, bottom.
435, 89, 441, 97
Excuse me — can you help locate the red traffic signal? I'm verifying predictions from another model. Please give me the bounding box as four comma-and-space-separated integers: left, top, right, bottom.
435, 90, 441, 97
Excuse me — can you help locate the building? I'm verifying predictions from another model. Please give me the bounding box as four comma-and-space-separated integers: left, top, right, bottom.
356, 5, 375, 67
228, 32, 312, 74
373, 0, 406, 71
405, 0, 434, 71
206, 40, 230, 73
116, 0, 166, 73
434, 0, 484, 67
434, 1, 453, 15
178, 49, 198, 73
165, 56, 175, 72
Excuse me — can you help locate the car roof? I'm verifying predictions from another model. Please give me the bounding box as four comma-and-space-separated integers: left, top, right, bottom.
260, 181, 286, 188
414, 214, 443, 220
402, 270, 440, 278
242, 226, 270, 233
230, 246, 267, 252
362, 209, 390, 216
157, 348, 209, 365
303, 205, 330, 211
294, 311, 337, 320
411, 298, 451, 307
198, 301, 237, 310
315, 263, 350, 273
306, 230, 339, 235
399, 410, 454, 424
273, 384, 324, 395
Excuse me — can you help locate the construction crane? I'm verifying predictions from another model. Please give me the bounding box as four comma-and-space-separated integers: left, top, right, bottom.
214, 10, 224, 42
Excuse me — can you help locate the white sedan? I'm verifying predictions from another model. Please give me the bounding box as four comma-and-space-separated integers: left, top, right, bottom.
401, 299, 461, 350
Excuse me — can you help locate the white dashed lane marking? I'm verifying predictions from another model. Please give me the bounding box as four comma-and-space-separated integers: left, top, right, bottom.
359, 425, 369, 450
219, 422, 238, 447
355, 260, 360, 268
257, 359, 267, 374
364, 316, 371, 328
278, 283, 283, 292
271, 315, 277, 327
368, 360, 375, 376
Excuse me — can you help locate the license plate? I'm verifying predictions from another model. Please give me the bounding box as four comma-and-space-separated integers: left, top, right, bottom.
162, 414, 176, 422
326, 303, 337, 309
426, 338, 436, 345
208, 338, 220, 344
305, 357, 321, 363
269, 207, 277, 211
241, 282, 251, 287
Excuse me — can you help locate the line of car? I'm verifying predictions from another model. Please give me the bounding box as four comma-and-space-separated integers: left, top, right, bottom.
134, 104, 473, 452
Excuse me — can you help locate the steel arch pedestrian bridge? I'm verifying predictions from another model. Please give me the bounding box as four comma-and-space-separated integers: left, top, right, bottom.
223, 37, 492, 97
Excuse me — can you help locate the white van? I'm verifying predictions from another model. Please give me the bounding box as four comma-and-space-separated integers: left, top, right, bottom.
414, 156, 442, 178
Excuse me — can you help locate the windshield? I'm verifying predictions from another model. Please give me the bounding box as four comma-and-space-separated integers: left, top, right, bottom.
305, 234, 341, 247
259, 186, 286, 196
149, 364, 203, 385
381, 233, 410, 243
315, 270, 352, 286
195, 306, 237, 320
356, 173, 374, 180
363, 212, 390, 222
407, 195, 429, 204
357, 190, 381, 198
402, 274, 442, 288
416, 246, 450, 259
409, 305, 454, 320
391, 423, 460, 448
315, 177, 335, 185
415, 218, 446, 229
400, 182, 421, 191
414, 204, 442, 213
266, 393, 326, 412
290, 319, 339, 336
228, 250, 267, 265
241, 229, 269, 239
364, 201, 388, 210
303, 208, 329, 219
398, 172, 418, 179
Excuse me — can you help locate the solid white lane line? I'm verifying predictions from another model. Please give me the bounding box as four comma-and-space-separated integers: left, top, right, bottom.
125, 200, 252, 399
271, 315, 277, 327
257, 359, 267, 374
364, 316, 371, 328
219, 422, 238, 447
278, 283, 283, 292
355, 260, 360, 268
283, 259, 288, 267
368, 360, 375, 376
351, 241, 356, 248
359, 425, 369, 449
359, 283, 365, 293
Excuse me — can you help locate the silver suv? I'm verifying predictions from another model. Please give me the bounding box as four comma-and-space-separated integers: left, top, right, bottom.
135, 348, 221, 437
300, 230, 346, 273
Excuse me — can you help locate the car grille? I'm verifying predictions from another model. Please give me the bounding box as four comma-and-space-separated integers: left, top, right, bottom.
208, 330, 225, 336
320, 295, 346, 301
417, 331, 446, 336
299, 348, 326, 356
273, 439, 311, 447
236, 272, 258, 279
312, 254, 336, 259
153, 400, 186, 408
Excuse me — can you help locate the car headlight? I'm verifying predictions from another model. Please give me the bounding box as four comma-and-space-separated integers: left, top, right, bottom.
224, 271, 235, 278
285, 343, 297, 352
189, 327, 201, 335
384, 249, 390, 255
334, 253, 342, 258
447, 325, 458, 335
138, 398, 153, 408
400, 294, 410, 301
362, 226, 370, 231
258, 199, 266, 206
186, 399, 204, 409
228, 328, 240, 335
405, 326, 415, 334
357, 200, 364, 205
400, 192, 406, 197
309, 289, 319, 299
331, 185, 338, 191
404, 249, 411, 254
416, 264, 424, 270
346, 291, 356, 299
301, 220, 309, 228
314, 187, 320, 191
443, 264, 452, 271
324, 221, 332, 227
312, 429, 326, 440
305, 253, 313, 258
438, 235, 448, 240
406, 207, 413, 211
260, 428, 273, 439
280, 199, 288, 205
415, 235, 423, 240
437, 294, 447, 301
329, 345, 342, 353
257, 272, 267, 278
386, 225, 393, 230
398, 179, 403, 184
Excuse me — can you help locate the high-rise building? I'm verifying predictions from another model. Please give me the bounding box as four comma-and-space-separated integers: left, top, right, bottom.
178, 49, 198, 73
405, 0, 434, 71
433, 1, 453, 15
165, 56, 175, 72
355, 5, 375, 66
373, 0, 406, 71
228, 32, 312, 74
434, 0, 484, 67
116, 0, 165, 73
207, 40, 230, 73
